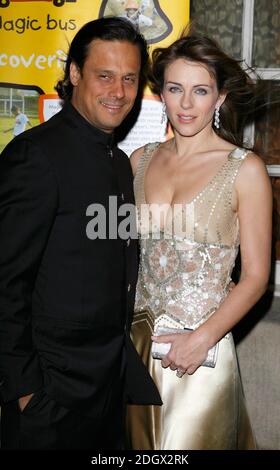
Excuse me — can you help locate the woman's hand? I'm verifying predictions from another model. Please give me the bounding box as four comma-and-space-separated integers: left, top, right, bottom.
151, 328, 212, 376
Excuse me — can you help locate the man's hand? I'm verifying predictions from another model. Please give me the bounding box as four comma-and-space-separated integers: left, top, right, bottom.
18, 393, 34, 412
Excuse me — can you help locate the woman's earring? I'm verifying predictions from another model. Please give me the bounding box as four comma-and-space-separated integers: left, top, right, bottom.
161, 102, 167, 124
214, 107, 220, 129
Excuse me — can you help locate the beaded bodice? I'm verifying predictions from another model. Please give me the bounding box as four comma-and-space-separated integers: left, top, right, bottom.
133, 142, 248, 329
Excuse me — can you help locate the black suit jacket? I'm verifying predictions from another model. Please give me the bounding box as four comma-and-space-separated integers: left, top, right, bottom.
0, 102, 161, 417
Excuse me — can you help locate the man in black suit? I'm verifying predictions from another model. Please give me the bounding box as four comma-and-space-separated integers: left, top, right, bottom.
0, 17, 161, 450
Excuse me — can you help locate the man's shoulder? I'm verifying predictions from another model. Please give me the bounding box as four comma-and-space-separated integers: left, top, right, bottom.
2, 109, 67, 163
16, 107, 66, 142
116, 146, 129, 159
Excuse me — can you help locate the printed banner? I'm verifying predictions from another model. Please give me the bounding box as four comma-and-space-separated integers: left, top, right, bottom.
0, 0, 190, 153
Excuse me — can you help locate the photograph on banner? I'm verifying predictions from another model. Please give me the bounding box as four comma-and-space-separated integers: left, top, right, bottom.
0, 0, 189, 151
99, 0, 172, 44
0, 86, 40, 152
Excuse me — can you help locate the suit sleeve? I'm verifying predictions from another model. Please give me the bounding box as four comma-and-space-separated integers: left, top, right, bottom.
0, 137, 58, 402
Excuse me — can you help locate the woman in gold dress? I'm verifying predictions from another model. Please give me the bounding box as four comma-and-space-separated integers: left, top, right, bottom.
126, 34, 272, 449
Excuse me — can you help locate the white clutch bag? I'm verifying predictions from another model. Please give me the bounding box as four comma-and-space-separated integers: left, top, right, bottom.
151, 326, 219, 368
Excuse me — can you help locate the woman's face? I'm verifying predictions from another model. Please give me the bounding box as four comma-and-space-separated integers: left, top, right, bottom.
161, 59, 225, 137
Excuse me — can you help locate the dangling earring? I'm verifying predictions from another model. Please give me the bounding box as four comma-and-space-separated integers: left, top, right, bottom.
161, 102, 167, 124
214, 107, 220, 129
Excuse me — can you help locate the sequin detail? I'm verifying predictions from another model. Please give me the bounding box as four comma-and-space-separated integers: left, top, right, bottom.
134, 143, 248, 329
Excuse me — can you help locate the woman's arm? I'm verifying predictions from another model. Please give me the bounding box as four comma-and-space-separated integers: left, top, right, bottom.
155, 153, 272, 374
201, 154, 272, 338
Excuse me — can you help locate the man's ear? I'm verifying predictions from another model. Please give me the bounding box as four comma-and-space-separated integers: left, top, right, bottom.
70, 62, 81, 86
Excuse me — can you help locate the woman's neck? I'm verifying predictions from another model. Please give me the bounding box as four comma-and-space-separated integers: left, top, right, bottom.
172, 126, 223, 159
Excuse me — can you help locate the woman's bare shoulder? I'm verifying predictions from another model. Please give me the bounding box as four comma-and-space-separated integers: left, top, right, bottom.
130, 141, 162, 176
236, 151, 271, 195
239, 151, 268, 177
129, 145, 146, 177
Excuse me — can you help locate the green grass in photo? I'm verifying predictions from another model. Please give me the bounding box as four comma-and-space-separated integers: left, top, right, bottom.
0, 115, 40, 154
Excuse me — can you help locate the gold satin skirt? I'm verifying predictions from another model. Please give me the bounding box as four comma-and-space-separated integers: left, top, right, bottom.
126, 312, 256, 450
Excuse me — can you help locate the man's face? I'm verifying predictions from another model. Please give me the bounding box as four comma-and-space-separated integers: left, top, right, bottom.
70, 39, 141, 133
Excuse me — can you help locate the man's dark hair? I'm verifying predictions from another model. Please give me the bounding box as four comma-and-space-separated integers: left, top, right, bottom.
55, 17, 149, 100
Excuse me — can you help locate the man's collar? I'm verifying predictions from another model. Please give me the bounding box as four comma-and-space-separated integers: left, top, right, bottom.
62, 100, 114, 147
